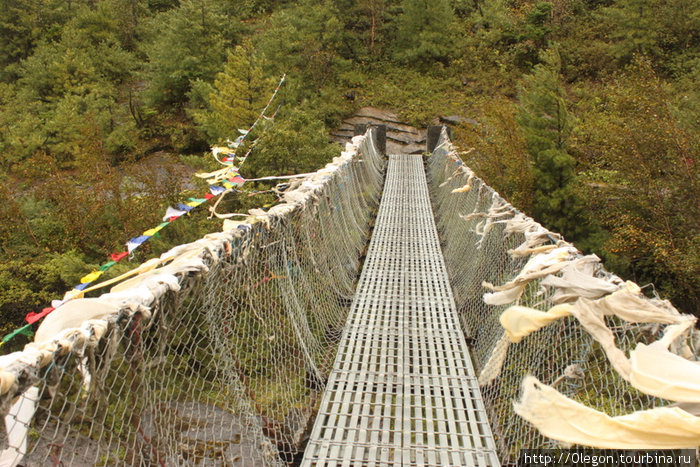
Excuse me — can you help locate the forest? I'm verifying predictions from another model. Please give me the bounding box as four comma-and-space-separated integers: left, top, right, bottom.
0, 0, 698, 345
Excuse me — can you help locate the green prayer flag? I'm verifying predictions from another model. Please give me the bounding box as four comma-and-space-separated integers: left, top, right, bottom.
100, 261, 117, 271
2, 324, 34, 343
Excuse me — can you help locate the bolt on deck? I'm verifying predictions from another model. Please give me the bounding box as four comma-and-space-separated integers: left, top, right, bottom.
302, 155, 500, 466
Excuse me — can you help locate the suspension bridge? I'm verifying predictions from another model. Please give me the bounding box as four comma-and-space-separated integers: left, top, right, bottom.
0, 126, 697, 466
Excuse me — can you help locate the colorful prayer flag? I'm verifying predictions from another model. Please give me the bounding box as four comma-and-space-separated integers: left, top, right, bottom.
176, 203, 195, 212
126, 235, 150, 253
163, 206, 187, 221
80, 270, 103, 284
143, 223, 168, 237
210, 185, 226, 196
26, 307, 55, 324
110, 252, 129, 262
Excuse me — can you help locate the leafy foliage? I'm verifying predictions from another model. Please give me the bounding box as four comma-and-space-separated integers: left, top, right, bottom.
454, 97, 534, 213
0, 0, 698, 336
570, 59, 699, 311
244, 108, 339, 178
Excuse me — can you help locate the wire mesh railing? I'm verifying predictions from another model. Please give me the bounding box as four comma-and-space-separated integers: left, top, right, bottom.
0, 130, 385, 466
427, 128, 699, 462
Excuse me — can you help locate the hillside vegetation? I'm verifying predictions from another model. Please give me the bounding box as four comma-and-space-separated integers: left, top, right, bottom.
0, 0, 697, 341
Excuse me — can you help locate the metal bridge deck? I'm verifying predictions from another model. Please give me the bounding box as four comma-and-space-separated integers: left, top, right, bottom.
302, 155, 500, 466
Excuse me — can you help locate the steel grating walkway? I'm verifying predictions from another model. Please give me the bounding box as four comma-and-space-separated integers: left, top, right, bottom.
302, 155, 500, 466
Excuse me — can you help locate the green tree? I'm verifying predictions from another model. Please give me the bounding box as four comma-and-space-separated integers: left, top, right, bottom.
257, 0, 351, 92
456, 97, 535, 213
189, 43, 274, 143
0, 0, 87, 80
357, 0, 389, 57
517, 1, 554, 68
141, 0, 237, 107
2, 6, 135, 171
331, 0, 392, 62
0, 178, 42, 257
98, 0, 150, 49
602, 0, 663, 64
516, 48, 589, 241
0, 0, 38, 80
468, 0, 556, 73
549, 0, 616, 79
393, 0, 456, 67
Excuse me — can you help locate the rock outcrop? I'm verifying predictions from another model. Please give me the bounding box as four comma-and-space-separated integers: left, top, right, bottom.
331, 107, 427, 154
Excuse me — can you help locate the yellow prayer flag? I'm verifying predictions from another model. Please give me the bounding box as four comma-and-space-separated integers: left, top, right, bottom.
143, 224, 166, 237
80, 270, 104, 284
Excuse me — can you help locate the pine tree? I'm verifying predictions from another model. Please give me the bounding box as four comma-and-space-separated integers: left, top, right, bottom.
257, 0, 351, 91
516, 48, 587, 241
393, 0, 456, 67
209, 44, 271, 137
189, 43, 273, 144
602, 0, 662, 65
357, 0, 387, 56
602, 0, 700, 70
0, 0, 37, 80
141, 0, 234, 108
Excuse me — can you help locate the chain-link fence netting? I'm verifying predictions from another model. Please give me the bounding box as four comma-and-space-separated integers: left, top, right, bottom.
427, 129, 699, 462
0, 130, 385, 466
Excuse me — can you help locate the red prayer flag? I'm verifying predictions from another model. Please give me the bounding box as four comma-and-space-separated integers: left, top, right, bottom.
26, 306, 55, 324
204, 193, 215, 200
110, 252, 129, 262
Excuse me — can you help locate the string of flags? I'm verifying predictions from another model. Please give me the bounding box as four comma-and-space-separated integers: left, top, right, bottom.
201, 80, 285, 187
1, 74, 288, 348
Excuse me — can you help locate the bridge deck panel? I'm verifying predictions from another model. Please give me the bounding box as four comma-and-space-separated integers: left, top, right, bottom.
302, 155, 499, 466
